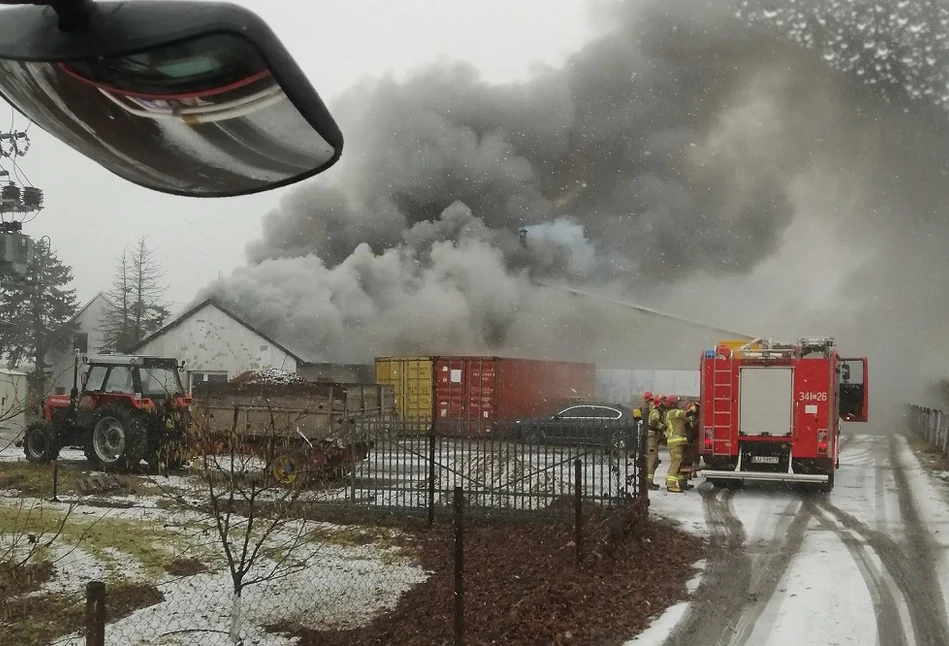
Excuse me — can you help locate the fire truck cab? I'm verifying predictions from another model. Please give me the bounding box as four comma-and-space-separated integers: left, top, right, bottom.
698, 337, 868, 490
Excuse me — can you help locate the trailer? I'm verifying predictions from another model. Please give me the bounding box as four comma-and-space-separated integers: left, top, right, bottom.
698, 337, 868, 490
189, 380, 395, 484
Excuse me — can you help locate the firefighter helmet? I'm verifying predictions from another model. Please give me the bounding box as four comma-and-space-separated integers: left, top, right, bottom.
666, 394, 680, 407
643, 390, 653, 401
653, 394, 664, 405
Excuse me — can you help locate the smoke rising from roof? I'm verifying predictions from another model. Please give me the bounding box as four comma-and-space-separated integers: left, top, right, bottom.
206, 0, 949, 421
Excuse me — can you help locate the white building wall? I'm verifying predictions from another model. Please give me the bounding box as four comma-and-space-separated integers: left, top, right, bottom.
50, 293, 113, 394
133, 303, 298, 389
595, 369, 700, 406
0, 369, 28, 437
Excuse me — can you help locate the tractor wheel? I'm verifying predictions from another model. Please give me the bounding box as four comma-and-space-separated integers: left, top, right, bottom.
89, 405, 146, 472
23, 421, 60, 464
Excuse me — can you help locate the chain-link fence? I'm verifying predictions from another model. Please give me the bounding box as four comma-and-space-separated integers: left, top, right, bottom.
0, 417, 647, 645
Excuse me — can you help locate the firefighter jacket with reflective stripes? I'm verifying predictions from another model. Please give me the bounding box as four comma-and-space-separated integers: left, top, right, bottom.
648, 406, 665, 434
665, 408, 689, 445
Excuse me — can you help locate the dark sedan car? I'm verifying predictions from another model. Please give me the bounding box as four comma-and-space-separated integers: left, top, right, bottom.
512, 403, 638, 447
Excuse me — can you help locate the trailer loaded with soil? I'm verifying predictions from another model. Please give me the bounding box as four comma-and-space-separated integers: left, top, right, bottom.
189, 374, 395, 485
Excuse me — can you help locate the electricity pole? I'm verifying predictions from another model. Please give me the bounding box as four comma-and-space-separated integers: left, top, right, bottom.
0, 128, 44, 279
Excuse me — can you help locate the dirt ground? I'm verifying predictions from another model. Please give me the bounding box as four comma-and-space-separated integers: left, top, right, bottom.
273, 505, 705, 646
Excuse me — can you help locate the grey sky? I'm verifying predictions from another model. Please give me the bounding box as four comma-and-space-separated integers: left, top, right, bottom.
1, 0, 596, 312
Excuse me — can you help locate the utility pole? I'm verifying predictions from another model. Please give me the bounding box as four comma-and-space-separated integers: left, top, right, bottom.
0, 128, 44, 279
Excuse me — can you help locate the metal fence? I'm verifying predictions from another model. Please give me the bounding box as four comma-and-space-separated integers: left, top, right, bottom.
908, 404, 949, 455
335, 418, 644, 518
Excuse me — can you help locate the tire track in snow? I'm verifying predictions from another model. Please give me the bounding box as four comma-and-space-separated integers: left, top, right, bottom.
888, 434, 949, 643
817, 487, 949, 646
663, 486, 748, 646
805, 498, 909, 646
727, 498, 811, 646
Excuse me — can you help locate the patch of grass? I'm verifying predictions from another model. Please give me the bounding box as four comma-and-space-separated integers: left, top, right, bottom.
903, 431, 949, 472
165, 557, 208, 577
0, 501, 220, 581
0, 461, 162, 499
0, 581, 163, 646
0, 560, 54, 600
304, 524, 409, 550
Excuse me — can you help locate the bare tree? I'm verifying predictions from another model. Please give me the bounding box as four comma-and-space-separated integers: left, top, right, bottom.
100, 235, 170, 353
153, 402, 328, 643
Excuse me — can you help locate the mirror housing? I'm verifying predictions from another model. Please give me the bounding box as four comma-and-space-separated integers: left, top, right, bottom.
0, 1, 343, 198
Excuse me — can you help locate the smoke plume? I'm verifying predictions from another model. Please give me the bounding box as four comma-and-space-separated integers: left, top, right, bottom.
206, 0, 949, 423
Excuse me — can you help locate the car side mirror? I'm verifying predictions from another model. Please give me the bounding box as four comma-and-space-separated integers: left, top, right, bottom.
0, 1, 343, 198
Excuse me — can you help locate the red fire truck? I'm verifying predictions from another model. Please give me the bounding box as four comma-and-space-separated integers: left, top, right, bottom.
698, 337, 868, 490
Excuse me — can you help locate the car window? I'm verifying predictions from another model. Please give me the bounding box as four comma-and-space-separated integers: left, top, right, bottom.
103, 366, 134, 393
558, 406, 586, 418
588, 406, 623, 419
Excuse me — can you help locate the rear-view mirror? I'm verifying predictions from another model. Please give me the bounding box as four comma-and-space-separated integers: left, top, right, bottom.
0, 1, 343, 198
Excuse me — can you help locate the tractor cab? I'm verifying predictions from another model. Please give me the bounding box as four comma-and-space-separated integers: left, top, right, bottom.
80, 354, 188, 403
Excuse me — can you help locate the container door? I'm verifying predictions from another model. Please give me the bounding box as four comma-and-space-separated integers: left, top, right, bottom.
838, 357, 869, 423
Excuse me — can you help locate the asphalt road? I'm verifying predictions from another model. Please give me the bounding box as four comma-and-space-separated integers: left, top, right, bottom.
641, 433, 949, 646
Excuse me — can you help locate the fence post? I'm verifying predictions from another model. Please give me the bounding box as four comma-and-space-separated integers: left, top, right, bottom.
51, 459, 59, 503
428, 429, 437, 527
575, 458, 583, 568
85, 580, 105, 646
637, 421, 648, 505
453, 486, 464, 646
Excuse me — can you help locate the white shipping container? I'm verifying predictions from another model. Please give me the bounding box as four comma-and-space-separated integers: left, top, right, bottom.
595, 369, 700, 406
0, 368, 28, 437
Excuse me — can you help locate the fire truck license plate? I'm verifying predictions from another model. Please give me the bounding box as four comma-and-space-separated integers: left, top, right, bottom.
751, 456, 779, 464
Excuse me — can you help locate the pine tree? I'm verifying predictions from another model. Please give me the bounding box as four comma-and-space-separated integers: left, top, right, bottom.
100, 235, 170, 352
0, 238, 79, 395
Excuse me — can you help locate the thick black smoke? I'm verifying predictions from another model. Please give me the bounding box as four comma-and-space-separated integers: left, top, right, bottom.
208, 0, 949, 423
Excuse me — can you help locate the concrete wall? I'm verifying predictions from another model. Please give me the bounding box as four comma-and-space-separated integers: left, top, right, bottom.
134, 302, 299, 390
595, 369, 701, 406
0, 369, 28, 438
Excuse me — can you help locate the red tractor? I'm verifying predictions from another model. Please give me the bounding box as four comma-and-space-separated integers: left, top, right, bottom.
20, 353, 192, 472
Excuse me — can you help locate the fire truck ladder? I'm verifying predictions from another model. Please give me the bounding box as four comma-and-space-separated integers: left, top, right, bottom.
701, 338, 830, 484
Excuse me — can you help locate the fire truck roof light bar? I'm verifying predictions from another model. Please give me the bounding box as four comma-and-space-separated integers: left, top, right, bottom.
701, 470, 830, 483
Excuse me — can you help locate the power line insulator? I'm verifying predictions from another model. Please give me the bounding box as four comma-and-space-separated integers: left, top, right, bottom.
22, 186, 44, 210
1, 182, 20, 203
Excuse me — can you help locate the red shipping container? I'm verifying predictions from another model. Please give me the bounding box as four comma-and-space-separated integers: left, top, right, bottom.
433, 356, 595, 433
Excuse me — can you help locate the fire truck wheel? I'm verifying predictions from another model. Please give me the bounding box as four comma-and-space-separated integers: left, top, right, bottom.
23, 421, 60, 464
90, 405, 146, 472
818, 470, 835, 493
708, 478, 728, 489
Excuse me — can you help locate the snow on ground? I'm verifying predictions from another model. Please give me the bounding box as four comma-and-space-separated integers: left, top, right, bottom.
623, 560, 706, 646
633, 433, 949, 645
0, 493, 428, 646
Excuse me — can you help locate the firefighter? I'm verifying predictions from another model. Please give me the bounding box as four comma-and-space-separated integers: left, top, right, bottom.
645, 393, 665, 490
664, 394, 690, 493
683, 400, 700, 482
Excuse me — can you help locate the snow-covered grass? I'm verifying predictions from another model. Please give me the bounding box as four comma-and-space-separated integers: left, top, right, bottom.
0, 487, 427, 646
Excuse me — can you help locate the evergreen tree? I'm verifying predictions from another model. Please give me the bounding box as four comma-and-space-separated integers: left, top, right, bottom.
0, 238, 79, 395
100, 235, 170, 352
